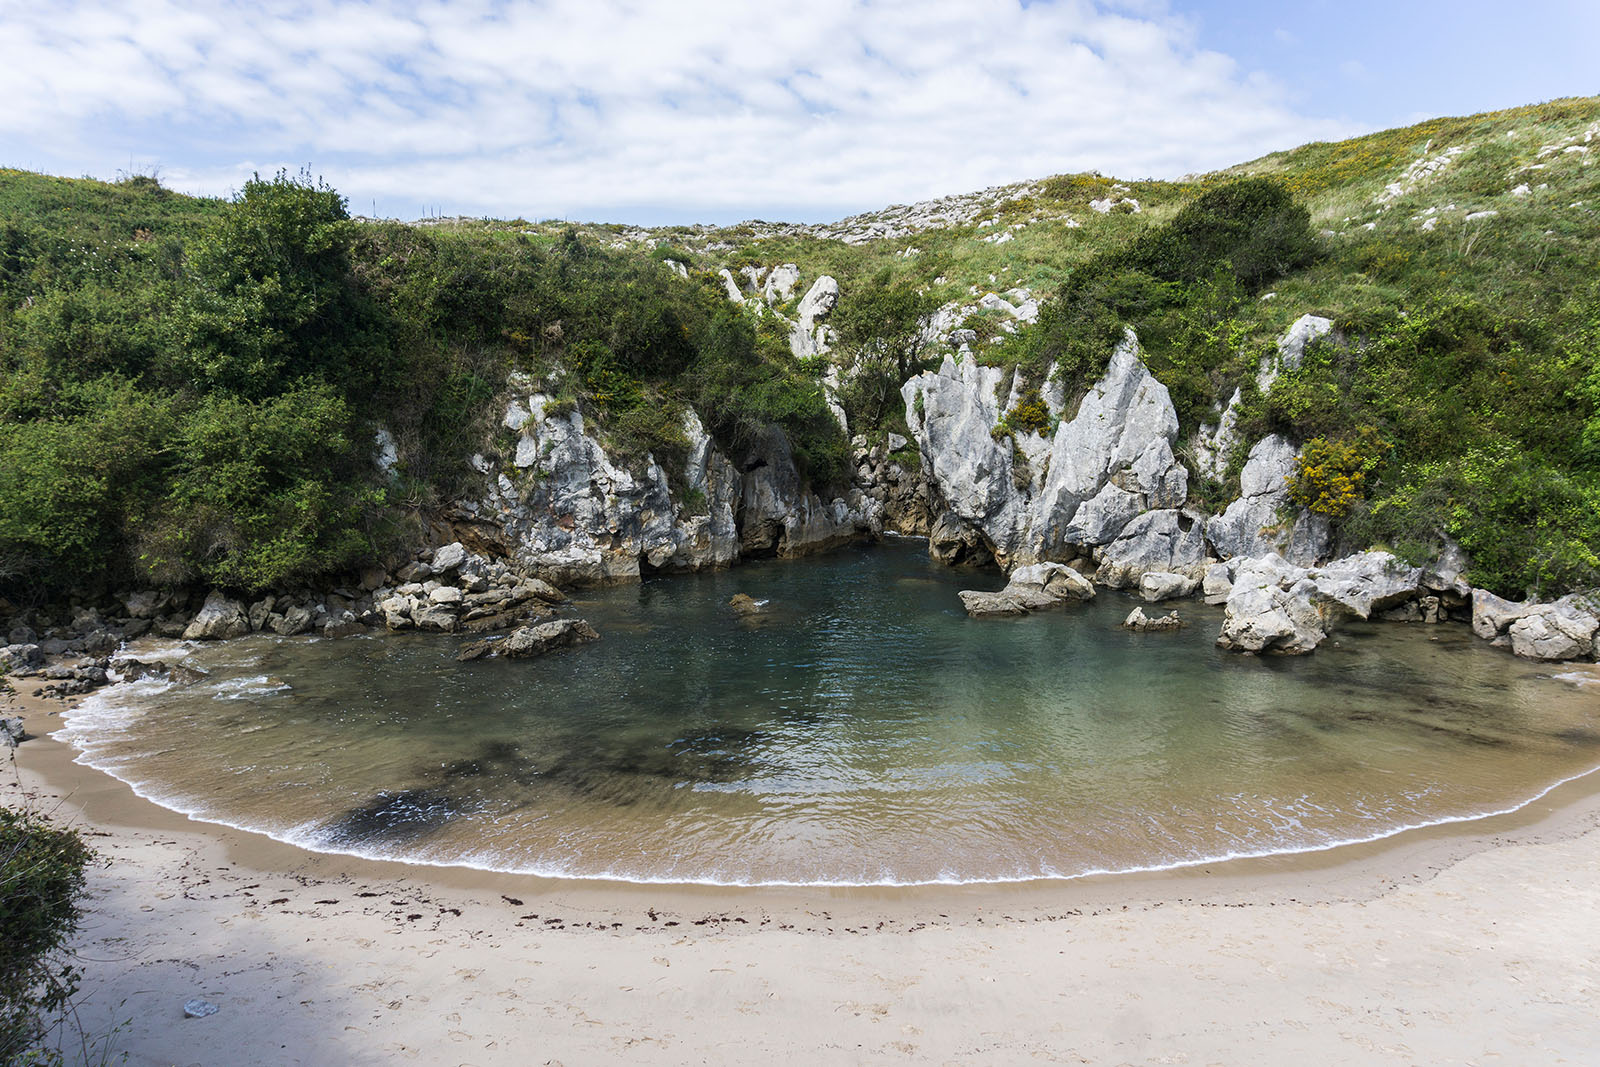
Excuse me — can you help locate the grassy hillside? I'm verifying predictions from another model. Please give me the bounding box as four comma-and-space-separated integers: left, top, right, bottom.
2, 97, 1598, 602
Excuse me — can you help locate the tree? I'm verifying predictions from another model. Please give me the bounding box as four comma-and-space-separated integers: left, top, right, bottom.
177, 169, 383, 396
832, 268, 937, 430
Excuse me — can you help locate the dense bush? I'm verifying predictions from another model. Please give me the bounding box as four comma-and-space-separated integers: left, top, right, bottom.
832, 268, 938, 432
0, 169, 854, 598
0, 807, 93, 1062
1017, 178, 1319, 392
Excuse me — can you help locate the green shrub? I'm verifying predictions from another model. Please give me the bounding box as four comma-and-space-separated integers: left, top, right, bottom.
0, 806, 93, 1063
1289, 433, 1384, 518
994, 387, 1053, 438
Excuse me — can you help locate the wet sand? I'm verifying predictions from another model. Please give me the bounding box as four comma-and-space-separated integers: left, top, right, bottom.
6, 676, 1600, 1065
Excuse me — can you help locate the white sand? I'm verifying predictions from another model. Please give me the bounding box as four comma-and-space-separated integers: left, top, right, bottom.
6, 681, 1600, 1065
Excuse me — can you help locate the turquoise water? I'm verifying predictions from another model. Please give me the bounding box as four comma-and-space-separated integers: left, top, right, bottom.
64, 539, 1600, 885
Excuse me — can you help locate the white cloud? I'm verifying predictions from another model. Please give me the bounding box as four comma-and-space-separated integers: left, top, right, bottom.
2, 0, 1353, 222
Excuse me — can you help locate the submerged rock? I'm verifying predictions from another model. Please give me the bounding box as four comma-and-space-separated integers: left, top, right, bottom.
728, 594, 769, 616
958, 590, 1035, 617
502, 619, 600, 658
1122, 606, 1184, 632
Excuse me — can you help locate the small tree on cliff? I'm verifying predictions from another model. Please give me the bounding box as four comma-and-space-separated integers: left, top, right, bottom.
833, 268, 937, 431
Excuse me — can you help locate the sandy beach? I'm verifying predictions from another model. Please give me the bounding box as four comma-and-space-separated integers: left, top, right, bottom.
6, 678, 1600, 1066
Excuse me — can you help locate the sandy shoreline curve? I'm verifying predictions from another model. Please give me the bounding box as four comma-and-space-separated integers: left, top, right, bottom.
6, 676, 1600, 1064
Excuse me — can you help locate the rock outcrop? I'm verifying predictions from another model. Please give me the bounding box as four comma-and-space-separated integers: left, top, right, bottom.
1204, 435, 1329, 566
182, 592, 250, 641
904, 331, 1194, 582
959, 562, 1095, 617
1472, 590, 1600, 660
479, 393, 877, 585
1215, 556, 1327, 654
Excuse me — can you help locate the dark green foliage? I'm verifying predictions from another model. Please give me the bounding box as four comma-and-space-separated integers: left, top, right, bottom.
1017, 179, 1319, 393
1117, 178, 1318, 288
0, 167, 855, 597
178, 170, 389, 398
684, 307, 849, 488
1243, 299, 1599, 597
133, 383, 376, 591
833, 267, 938, 431
0, 806, 93, 1062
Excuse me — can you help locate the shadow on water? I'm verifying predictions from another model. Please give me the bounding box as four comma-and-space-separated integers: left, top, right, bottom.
322, 722, 774, 840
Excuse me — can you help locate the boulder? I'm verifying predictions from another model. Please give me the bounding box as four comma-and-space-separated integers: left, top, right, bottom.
322, 616, 366, 638
501, 619, 600, 658
431, 543, 468, 575
1008, 562, 1096, 602
81, 630, 119, 657
428, 586, 464, 606
1139, 571, 1199, 602
1122, 607, 1184, 632
411, 605, 458, 633
1309, 551, 1424, 619
2, 644, 43, 672
1422, 539, 1472, 597
1094, 510, 1209, 589
247, 597, 276, 632
1471, 589, 1528, 641
359, 566, 388, 592
1201, 562, 1233, 605
7, 625, 36, 646
271, 605, 316, 636
1, 716, 26, 749
121, 591, 165, 619
396, 560, 433, 583
961, 562, 1096, 617
182, 592, 250, 641
514, 578, 566, 604
1216, 557, 1326, 655
1507, 598, 1600, 661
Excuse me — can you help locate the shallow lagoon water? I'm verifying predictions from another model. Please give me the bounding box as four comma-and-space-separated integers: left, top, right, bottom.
65, 539, 1600, 886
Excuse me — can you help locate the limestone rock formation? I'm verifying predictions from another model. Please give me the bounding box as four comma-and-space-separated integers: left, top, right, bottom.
483, 392, 875, 585
903, 331, 1193, 580
1139, 571, 1199, 602
1473, 590, 1599, 660
1204, 435, 1329, 566
182, 592, 250, 641
1215, 556, 1327, 654
1309, 551, 1424, 619
959, 561, 1095, 617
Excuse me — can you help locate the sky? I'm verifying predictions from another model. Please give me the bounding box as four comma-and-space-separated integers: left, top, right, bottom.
2, 0, 1595, 225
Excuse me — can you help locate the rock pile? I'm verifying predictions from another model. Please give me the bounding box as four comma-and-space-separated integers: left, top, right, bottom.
456, 618, 600, 662
959, 562, 1096, 617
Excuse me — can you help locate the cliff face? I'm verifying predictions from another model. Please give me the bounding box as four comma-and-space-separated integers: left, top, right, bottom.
458, 391, 885, 586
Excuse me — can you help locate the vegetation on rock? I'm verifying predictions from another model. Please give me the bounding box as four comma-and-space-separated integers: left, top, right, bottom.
3, 95, 1599, 601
